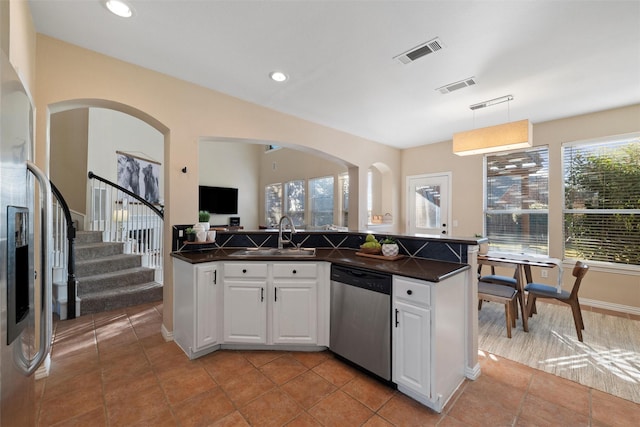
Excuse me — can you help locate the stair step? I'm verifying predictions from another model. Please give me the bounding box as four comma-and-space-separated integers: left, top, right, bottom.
76, 254, 142, 277
77, 267, 155, 295
75, 230, 103, 244
75, 241, 124, 261
79, 282, 163, 315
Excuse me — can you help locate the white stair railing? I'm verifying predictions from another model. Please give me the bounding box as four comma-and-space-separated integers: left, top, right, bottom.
88, 171, 164, 283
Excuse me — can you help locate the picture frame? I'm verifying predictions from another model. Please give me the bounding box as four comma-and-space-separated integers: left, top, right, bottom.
116, 151, 161, 204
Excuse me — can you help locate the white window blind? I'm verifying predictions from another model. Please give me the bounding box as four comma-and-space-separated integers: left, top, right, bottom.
309, 176, 334, 227
339, 172, 349, 227
563, 134, 640, 266
284, 180, 305, 226
265, 183, 282, 227
485, 147, 549, 255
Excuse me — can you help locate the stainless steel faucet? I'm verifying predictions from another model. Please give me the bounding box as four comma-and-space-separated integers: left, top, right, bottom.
278, 215, 297, 249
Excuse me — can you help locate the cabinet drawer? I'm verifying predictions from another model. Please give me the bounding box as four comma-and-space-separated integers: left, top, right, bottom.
393, 276, 431, 307
223, 263, 268, 278
273, 263, 317, 278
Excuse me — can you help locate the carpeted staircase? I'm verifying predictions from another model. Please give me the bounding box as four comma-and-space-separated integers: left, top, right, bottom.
75, 231, 163, 315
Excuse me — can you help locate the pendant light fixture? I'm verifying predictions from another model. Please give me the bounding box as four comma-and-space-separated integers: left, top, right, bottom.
453, 95, 532, 156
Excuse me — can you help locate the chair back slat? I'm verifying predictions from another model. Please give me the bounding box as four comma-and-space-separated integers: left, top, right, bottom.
570, 261, 589, 298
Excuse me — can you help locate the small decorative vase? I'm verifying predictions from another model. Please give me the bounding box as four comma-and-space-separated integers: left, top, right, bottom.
382, 243, 399, 257
206, 230, 216, 242
198, 222, 210, 232
193, 224, 207, 242
479, 243, 489, 255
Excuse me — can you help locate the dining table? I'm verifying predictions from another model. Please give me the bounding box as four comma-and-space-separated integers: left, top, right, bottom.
477, 253, 561, 332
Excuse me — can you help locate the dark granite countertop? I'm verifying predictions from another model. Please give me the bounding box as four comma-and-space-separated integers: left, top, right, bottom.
171, 248, 469, 283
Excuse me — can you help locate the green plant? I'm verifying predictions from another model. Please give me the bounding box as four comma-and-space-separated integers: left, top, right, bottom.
198, 210, 210, 222
185, 227, 194, 235
381, 236, 396, 244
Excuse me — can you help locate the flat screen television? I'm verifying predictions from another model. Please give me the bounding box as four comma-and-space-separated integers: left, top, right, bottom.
199, 186, 238, 214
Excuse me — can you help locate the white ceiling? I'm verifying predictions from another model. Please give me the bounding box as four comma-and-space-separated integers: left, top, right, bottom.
29, 0, 640, 149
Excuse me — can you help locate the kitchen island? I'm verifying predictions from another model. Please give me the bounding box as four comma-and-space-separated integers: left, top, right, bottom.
171, 232, 481, 413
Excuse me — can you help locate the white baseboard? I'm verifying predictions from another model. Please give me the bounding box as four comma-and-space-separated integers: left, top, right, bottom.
465, 362, 481, 380
581, 298, 640, 316
35, 353, 51, 380
161, 324, 173, 342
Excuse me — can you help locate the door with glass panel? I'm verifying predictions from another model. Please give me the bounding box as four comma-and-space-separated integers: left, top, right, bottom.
407, 173, 451, 236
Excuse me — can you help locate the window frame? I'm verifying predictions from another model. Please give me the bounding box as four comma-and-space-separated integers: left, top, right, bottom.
483, 146, 550, 256
562, 132, 640, 269
308, 175, 334, 227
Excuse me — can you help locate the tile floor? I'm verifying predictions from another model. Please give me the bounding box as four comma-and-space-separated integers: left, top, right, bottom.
36, 302, 640, 426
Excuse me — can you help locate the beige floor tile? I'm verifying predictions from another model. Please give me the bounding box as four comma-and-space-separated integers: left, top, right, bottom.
377, 393, 441, 427
591, 389, 640, 427
308, 390, 373, 426
240, 389, 303, 426
37, 301, 640, 427
281, 370, 337, 409
341, 374, 395, 411
312, 358, 359, 387
171, 387, 235, 427
220, 366, 276, 407
260, 354, 308, 385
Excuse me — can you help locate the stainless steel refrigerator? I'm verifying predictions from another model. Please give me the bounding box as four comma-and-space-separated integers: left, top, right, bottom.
1, 51, 52, 426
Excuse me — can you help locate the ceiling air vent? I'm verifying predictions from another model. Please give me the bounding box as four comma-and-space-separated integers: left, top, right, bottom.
394, 37, 444, 64
436, 77, 477, 94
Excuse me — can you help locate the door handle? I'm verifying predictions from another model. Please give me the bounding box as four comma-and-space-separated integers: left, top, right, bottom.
395, 308, 399, 327
25, 161, 53, 375
274, 287, 277, 302
261, 287, 264, 302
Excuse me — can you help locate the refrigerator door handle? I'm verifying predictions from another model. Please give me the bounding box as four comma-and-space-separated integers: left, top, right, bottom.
25, 161, 53, 375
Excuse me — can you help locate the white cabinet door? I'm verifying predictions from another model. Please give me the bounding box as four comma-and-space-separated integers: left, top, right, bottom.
195, 264, 219, 350
393, 299, 431, 397
223, 280, 267, 343
272, 280, 317, 344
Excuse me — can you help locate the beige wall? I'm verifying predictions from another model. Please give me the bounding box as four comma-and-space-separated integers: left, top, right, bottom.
50, 109, 89, 213
199, 140, 262, 228
88, 108, 164, 190
402, 104, 640, 309
34, 35, 400, 332
8, 0, 35, 93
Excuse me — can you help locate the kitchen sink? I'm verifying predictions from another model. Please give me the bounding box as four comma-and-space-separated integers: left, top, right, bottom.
230, 247, 316, 257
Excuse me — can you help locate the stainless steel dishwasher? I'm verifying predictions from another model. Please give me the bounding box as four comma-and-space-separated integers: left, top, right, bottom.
330, 264, 392, 381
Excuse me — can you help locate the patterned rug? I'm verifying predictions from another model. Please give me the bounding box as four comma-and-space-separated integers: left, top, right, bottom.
478, 301, 640, 403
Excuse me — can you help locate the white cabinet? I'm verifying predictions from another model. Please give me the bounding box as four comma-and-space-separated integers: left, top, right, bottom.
222, 262, 322, 346
195, 264, 219, 349
173, 259, 221, 359
392, 274, 466, 413
272, 263, 318, 344
223, 263, 268, 344
394, 298, 431, 396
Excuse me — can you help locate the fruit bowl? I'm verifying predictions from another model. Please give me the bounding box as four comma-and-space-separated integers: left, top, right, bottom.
359, 245, 382, 255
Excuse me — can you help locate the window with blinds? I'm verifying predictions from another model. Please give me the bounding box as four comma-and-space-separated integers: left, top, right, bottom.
484, 147, 549, 255
309, 176, 334, 227
284, 180, 305, 226
563, 134, 640, 266
265, 183, 282, 227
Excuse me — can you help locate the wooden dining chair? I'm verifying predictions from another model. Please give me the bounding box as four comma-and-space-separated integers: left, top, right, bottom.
477, 264, 520, 317
525, 261, 589, 342
478, 281, 518, 338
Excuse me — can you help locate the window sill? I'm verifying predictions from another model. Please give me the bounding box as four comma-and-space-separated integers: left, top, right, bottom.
563, 258, 640, 276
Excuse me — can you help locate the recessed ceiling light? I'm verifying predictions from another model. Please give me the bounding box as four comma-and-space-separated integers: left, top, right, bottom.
269, 71, 288, 82
104, 0, 134, 18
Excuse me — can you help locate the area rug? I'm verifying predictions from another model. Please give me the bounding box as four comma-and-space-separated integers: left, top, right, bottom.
478, 301, 640, 403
